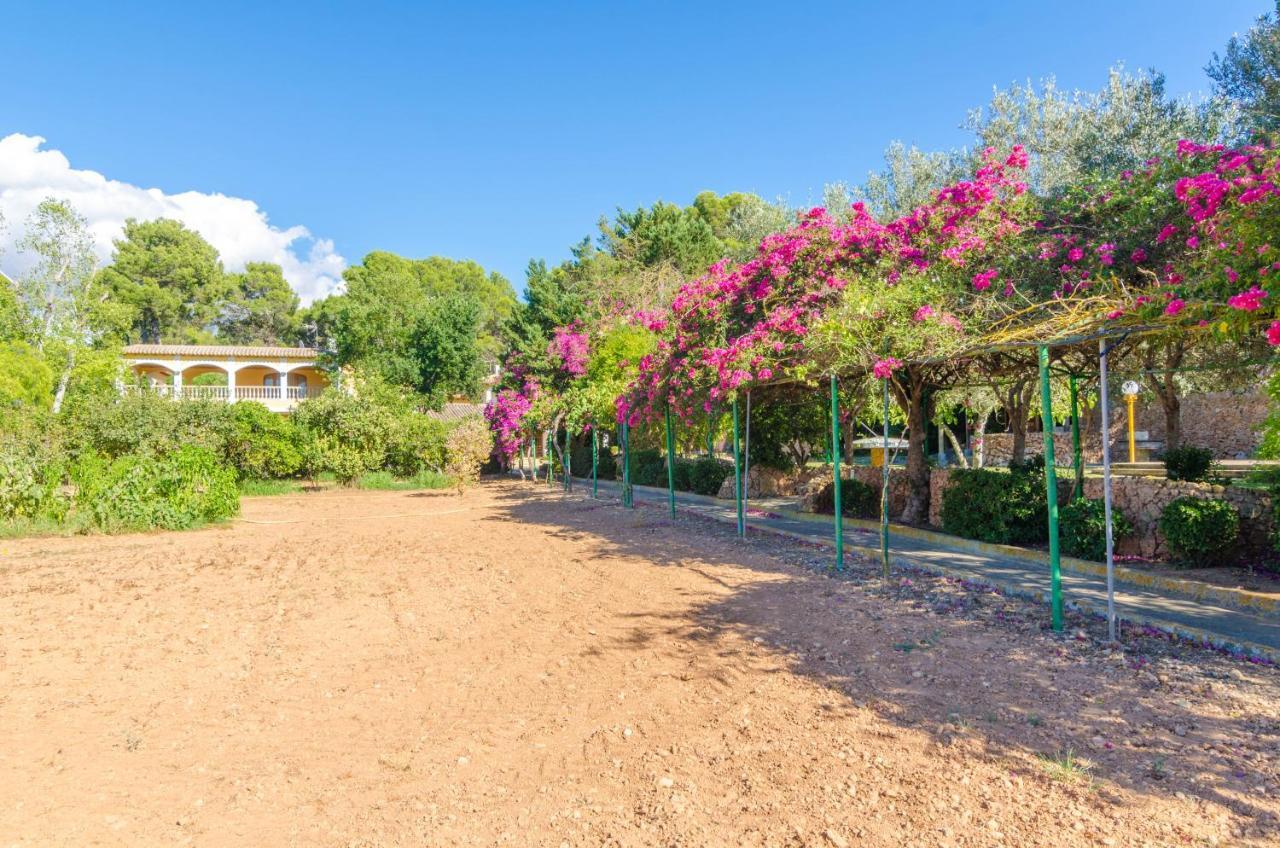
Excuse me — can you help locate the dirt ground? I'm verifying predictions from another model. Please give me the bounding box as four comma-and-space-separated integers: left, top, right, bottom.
1, 480, 1278, 847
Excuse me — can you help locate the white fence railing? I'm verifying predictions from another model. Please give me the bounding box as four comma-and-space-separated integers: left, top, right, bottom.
127, 385, 318, 403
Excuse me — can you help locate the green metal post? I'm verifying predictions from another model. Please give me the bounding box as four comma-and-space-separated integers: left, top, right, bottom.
881, 372, 891, 579
622, 420, 633, 507
830, 374, 844, 572
1039, 346, 1064, 632
1069, 375, 1083, 501
665, 407, 677, 519
732, 397, 744, 537
564, 428, 571, 492
591, 424, 598, 498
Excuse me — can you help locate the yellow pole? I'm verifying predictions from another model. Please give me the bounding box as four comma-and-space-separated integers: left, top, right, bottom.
1125, 395, 1137, 463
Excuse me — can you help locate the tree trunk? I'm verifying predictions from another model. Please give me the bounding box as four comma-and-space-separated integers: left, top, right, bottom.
892, 367, 932, 525
941, 424, 969, 468
1159, 388, 1182, 451
51, 348, 75, 414
972, 414, 988, 468
1004, 380, 1033, 465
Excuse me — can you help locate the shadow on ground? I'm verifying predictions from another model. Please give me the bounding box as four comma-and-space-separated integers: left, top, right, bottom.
482, 479, 1280, 840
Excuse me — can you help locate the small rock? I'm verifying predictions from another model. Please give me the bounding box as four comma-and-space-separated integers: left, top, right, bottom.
825, 829, 849, 848
658, 776, 674, 788
457, 756, 470, 765
1173, 725, 1187, 737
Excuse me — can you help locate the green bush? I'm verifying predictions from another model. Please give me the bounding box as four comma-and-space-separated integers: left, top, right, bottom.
445, 417, 493, 490
1059, 498, 1132, 561
385, 413, 448, 477
1163, 445, 1214, 482
224, 401, 302, 479
569, 437, 617, 480
940, 466, 1048, 545
0, 448, 68, 522
64, 393, 235, 461
292, 389, 396, 483
630, 449, 665, 486
73, 446, 239, 532
684, 457, 732, 496
812, 477, 879, 519
1159, 496, 1240, 566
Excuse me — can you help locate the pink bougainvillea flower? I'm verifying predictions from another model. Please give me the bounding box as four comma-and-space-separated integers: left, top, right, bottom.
1226, 266, 1240, 283
1130, 247, 1148, 264
1228, 285, 1268, 311
971, 268, 998, 291
1164, 298, 1185, 316
1268, 320, 1280, 346
872, 357, 902, 379
913, 304, 935, 322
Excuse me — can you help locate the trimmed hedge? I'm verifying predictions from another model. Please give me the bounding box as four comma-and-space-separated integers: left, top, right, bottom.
1059, 497, 1132, 561
1163, 445, 1214, 482
940, 466, 1047, 545
812, 477, 879, 520
1159, 496, 1240, 566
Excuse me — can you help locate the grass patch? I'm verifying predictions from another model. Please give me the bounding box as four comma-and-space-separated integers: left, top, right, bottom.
239, 478, 304, 496
1037, 749, 1094, 784
355, 470, 454, 491
0, 514, 92, 539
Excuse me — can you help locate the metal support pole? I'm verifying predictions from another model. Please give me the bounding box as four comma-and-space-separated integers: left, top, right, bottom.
1038, 345, 1064, 632
881, 372, 891, 579
1069, 375, 1083, 501
744, 391, 751, 529
1099, 340, 1118, 643
732, 397, 744, 537
830, 374, 844, 571
622, 420, 633, 507
665, 407, 677, 519
592, 424, 598, 498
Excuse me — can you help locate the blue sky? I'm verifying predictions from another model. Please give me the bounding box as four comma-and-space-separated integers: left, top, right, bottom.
0, 1, 1270, 298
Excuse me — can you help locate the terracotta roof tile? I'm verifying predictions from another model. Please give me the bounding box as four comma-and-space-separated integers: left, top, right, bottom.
122, 344, 320, 359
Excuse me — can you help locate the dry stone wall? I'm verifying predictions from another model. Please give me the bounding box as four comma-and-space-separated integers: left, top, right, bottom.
1080, 476, 1273, 560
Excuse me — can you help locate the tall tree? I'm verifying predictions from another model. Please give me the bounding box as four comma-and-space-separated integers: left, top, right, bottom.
319, 251, 514, 389
15, 199, 100, 412
966, 66, 1233, 194
218, 262, 300, 345
410, 293, 484, 406
96, 218, 230, 343
1207, 2, 1280, 139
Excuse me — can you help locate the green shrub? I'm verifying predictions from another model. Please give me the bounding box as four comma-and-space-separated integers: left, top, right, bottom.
940, 466, 1047, 545
385, 413, 448, 477
1163, 445, 1214, 482
73, 446, 239, 532
1059, 498, 1132, 561
64, 394, 235, 461
684, 457, 732, 496
569, 437, 617, 479
445, 417, 493, 491
224, 401, 302, 479
630, 449, 665, 487
1159, 496, 1240, 566
292, 390, 396, 483
0, 448, 68, 522
812, 477, 879, 519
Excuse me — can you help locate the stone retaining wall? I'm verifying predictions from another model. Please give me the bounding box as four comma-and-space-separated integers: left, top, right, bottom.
1080, 476, 1273, 560
925, 468, 1274, 562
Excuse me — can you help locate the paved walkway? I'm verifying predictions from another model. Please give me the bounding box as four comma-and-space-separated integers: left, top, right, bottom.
562, 475, 1280, 657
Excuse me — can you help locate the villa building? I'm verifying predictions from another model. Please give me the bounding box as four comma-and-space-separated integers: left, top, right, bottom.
121, 344, 332, 413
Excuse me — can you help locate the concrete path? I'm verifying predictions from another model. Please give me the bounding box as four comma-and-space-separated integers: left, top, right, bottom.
563, 475, 1280, 658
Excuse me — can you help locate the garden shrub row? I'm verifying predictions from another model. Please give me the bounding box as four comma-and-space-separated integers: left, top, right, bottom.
603, 448, 732, 497
811, 478, 879, 520
0, 384, 493, 537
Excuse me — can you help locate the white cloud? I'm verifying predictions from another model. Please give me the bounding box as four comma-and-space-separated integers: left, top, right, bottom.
0, 133, 345, 304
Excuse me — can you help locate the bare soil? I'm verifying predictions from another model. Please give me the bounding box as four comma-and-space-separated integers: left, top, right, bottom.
1, 480, 1277, 847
